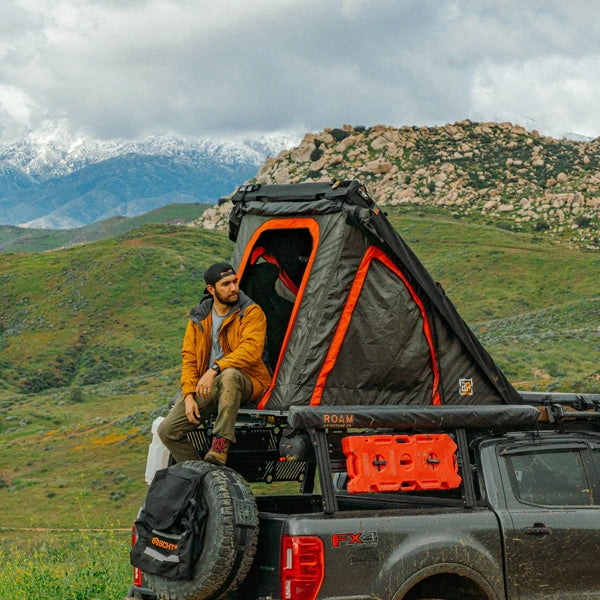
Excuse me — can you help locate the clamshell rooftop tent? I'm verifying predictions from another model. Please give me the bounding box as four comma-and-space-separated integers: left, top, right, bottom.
228, 180, 521, 410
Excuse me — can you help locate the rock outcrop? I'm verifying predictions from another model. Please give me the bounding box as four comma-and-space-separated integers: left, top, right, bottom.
192, 121, 600, 249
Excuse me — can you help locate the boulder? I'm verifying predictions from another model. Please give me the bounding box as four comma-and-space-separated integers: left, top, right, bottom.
335, 135, 356, 152
498, 203, 514, 212
291, 141, 316, 163
274, 166, 290, 184
369, 124, 388, 138
371, 136, 391, 151
310, 158, 325, 171
362, 159, 393, 174
316, 132, 334, 145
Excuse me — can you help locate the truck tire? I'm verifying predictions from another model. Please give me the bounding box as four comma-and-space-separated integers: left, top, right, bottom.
145, 461, 259, 600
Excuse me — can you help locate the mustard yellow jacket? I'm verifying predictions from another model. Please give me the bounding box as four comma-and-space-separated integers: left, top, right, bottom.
181, 291, 272, 401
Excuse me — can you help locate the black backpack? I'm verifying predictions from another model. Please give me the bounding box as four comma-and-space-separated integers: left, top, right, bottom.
130, 465, 208, 580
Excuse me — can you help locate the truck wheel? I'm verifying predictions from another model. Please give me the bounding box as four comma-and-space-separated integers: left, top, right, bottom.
145, 461, 259, 600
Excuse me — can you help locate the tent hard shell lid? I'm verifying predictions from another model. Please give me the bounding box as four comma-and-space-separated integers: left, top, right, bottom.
228, 180, 521, 410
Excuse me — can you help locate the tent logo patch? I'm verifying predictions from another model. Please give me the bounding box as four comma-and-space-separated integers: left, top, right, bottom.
323, 413, 354, 427
459, 378, 473, 396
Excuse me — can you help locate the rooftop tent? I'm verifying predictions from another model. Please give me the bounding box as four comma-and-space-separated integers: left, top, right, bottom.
229, 180, 522, 409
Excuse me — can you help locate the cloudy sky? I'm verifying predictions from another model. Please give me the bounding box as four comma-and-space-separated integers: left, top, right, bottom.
1, 0, 599, 143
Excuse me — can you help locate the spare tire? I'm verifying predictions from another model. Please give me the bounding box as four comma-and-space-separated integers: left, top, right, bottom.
145, 460, 259, 600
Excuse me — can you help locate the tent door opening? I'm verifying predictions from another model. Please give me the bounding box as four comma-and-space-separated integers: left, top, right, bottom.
240, 228, 314, 370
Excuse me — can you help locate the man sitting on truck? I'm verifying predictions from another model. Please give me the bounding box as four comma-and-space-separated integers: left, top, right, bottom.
158, 262, 271, 465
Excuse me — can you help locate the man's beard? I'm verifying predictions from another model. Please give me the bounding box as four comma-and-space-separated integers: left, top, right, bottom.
215, 288, 239, 306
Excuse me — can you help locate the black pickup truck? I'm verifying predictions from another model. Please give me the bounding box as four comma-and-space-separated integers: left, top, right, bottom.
126, 392, 600, 600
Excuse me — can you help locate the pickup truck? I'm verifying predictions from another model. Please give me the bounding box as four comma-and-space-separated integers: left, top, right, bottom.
126, 392, 600, 600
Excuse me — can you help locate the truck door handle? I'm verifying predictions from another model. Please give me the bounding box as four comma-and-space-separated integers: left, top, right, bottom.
524, 523, 552, 536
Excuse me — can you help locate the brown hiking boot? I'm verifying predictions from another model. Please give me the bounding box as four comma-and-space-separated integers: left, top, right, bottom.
204, 436, 230, 465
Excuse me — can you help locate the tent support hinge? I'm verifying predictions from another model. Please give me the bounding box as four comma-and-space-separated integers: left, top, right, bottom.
308, 428, 338, 514
456, 427, 476, 508
301, 462, 317, 494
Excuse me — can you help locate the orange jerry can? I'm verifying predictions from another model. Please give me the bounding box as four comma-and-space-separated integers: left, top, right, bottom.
341, 433, 462, 493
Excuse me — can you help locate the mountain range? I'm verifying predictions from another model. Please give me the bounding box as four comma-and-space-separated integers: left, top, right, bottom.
0, 125, 299, 228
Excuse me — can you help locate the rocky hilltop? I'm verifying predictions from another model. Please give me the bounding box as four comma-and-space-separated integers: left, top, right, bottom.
196, 121, 600, 249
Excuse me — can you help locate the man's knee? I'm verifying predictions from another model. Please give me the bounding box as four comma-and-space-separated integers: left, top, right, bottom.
219, 368, 243, 387
158, 415, 185, 444
218, 369, 252, 401
157, 416, 168, 440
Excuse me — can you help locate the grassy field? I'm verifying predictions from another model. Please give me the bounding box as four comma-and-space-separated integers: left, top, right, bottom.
0, 209, 598, 597
0, 529, 131, 599
0, 369, 179, 598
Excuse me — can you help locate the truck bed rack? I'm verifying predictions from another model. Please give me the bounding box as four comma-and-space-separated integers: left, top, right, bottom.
187, 396, 600, 514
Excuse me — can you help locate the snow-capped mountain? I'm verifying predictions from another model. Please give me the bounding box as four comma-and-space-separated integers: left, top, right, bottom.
562, 132, 596, 142
0, 123, 301, 228
0, 121, 299, 179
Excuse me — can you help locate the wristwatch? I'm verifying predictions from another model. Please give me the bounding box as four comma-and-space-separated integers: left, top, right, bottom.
211, 363, 221, 374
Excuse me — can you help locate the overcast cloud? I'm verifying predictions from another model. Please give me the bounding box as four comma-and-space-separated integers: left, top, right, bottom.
1, 0, 599, 142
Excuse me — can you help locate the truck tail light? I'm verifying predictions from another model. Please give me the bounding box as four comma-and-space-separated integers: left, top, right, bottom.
131, 523, 143, 588
281, 535, 324, 600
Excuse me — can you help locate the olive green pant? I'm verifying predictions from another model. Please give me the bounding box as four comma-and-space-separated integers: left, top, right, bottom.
158, 368, 253, 463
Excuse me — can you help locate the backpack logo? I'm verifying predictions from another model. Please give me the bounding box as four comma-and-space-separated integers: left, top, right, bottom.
151, 537, 178, 552
459, 378, 473, 396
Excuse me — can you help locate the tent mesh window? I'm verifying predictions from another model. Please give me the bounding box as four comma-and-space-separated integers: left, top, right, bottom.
240, 228, 313, 370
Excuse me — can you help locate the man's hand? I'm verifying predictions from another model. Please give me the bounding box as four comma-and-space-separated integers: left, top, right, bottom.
195, 368, 217, 400
184, 393, 201, 425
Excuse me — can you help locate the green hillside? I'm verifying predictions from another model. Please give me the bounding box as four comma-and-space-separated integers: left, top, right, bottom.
1, 223, 233, 529
0, 202, 209, 253
0, 224, 232, 394
0, 213, 598, 532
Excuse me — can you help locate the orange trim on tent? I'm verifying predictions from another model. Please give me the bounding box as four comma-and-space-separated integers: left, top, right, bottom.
236, 218, 321, 410
311, 246, 441, 406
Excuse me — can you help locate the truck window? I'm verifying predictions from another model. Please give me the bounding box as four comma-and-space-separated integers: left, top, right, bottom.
506, 449, 594, 506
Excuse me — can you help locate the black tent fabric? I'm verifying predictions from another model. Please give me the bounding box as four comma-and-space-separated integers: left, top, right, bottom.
228, 180, 522, 409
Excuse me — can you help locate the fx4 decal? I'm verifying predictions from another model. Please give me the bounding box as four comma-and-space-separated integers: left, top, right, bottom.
331, 531, 378, 548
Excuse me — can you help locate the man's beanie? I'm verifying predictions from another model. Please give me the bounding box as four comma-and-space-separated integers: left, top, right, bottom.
204, 262, 236, 291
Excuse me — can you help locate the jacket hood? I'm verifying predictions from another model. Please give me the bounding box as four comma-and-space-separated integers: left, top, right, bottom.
188, 290, 255, 329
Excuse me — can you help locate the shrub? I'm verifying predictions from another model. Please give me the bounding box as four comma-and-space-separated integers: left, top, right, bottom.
70, 386, 84, 403
574, 216, 591, 228
22, 370, 58, 394
331, 128, 350, 142
496, 221, 514, 231
310, 147, 324, 162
